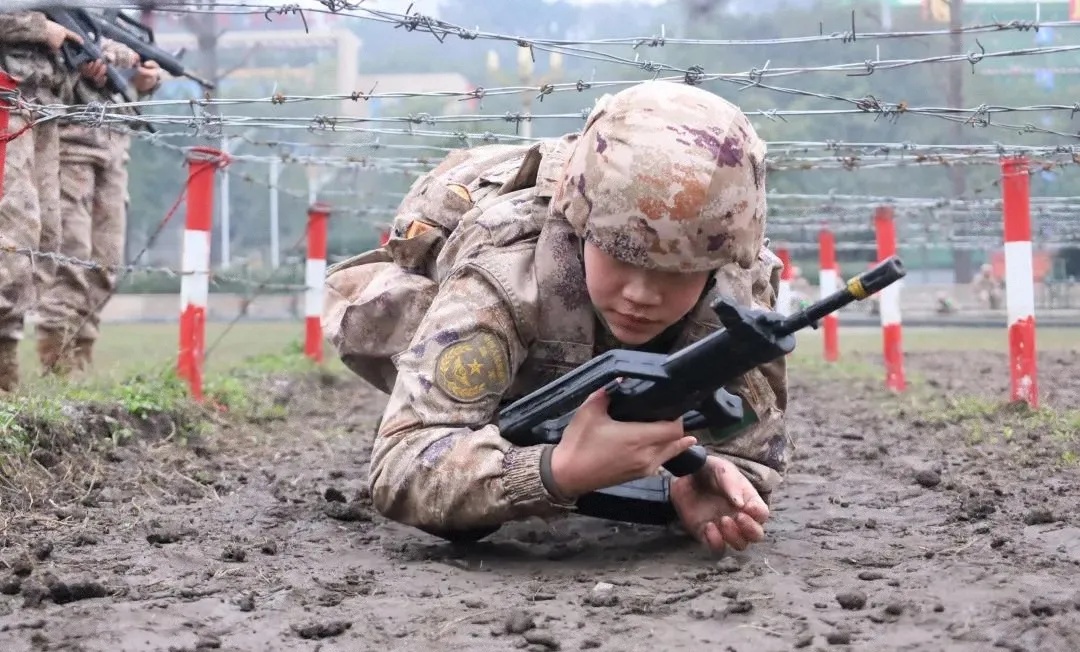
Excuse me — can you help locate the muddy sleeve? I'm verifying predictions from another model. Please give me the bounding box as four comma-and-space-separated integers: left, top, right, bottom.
368, 265, 575, 538
696, 254, 791, 502
0, 12, 50, 45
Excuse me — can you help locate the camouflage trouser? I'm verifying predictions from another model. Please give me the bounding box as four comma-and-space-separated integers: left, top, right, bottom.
36, 132, 129, 342
0, 111, 60, 341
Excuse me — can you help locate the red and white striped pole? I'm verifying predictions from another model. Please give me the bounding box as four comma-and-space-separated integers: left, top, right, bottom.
818, 228, 839, 362
305, 202, 330, 363
178, 147, 226, 400
1001, 156, 1038, 407
875, 206, 905, 391
776, 247, 793, 315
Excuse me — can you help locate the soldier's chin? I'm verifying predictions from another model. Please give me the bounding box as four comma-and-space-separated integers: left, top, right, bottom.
609, 323, 660, 346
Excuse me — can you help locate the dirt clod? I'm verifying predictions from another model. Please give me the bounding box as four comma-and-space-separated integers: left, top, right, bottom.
836, 590, 867, 610
504, 610, 536, 634
914, 469, 941, 488
30, 541, 52, 562
146, 528, 186, 545
523, 629, 561, 650
45, 577, 109, 605
1023, 508, 1055, 526
292, 620, 351, 639
323, 501, 372, 522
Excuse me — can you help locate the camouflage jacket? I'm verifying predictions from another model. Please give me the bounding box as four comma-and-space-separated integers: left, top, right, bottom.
324, 137, 789, 539
0, 12, 65, 104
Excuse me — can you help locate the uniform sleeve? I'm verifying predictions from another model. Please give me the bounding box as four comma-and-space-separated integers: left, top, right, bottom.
696, 251, 791, 501
0, 12, 49, 45
368, 264, 575, 539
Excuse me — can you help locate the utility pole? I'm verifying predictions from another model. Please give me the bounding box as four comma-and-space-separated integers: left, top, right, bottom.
946, 0, 974, 282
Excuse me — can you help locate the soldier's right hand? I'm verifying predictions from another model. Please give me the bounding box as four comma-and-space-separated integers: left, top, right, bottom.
44, 21, 84, 52
548, 387, 698, 498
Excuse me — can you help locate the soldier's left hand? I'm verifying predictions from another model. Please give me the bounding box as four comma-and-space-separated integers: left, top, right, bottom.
79, 60, 108, 88
670, 455, 770, 554
133, 60, 162, 93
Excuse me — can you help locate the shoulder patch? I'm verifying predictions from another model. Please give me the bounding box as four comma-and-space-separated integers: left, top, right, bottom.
433, 330, 511, 403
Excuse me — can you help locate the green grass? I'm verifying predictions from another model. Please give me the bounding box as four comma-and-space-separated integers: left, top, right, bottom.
3, 322, 1076, 459
789, 325, 1080, 360
2, 323, 347, 457
787, 326, 1080, 466
14, 322, 346, 383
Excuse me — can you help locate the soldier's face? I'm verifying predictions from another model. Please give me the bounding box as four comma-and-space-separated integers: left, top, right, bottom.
583, 241, 710, 345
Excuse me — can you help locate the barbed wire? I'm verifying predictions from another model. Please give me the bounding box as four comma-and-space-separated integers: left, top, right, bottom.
144, 1, 1078, 49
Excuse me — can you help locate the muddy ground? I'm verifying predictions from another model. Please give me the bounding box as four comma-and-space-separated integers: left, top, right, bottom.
2, 349, 1079, 652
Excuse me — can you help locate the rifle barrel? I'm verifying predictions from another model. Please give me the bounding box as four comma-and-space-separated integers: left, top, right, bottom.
777, 255, 906, 336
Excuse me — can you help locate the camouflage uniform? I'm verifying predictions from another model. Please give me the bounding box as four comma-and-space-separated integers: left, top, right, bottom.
971, 263, 1003, 310
0, 11, 68, 391
36, 39, 148, 373
324, 81, 788, 540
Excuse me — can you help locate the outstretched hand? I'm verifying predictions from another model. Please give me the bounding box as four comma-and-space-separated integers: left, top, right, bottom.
671, 455, 770, 554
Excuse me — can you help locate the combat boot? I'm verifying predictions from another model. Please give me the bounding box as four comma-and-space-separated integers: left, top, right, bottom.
37, 330, 79, 377
74, 338, 95, 372
0, 339, 18, 393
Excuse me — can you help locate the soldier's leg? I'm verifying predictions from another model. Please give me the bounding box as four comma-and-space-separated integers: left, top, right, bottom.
35, 153, 95, 375
0, 112, 43, 392
80, 135, 129, 368
29, 109, 66, 373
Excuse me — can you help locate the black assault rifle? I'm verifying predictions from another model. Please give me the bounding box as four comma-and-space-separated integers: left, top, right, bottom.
44, 9, 157, 133
497, 255, 907, 526
45, 9, 134, 103
91, 10, 216, 91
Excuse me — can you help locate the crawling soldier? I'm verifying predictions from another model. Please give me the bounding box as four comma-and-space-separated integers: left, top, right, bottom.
324, 81, 789, 553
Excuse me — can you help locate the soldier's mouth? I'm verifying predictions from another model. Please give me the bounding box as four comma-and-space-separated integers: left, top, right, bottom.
614, 312, 657, 328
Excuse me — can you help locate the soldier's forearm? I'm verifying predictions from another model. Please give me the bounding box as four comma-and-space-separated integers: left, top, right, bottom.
368, 422, 573, 537
0, 12, 50, 45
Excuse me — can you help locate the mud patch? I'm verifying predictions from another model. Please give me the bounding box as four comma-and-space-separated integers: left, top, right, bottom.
0, 349, 1077, 651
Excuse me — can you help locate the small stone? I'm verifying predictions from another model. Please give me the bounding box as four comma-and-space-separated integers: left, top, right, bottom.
523, 629, 561, 650
504, 610, 535, 634
0, 576, 21, 595
836, 590, 867, 610
323, 487, 347, 503
1023, 508, 1055, 526
826, 631, 852, 645
884, 602, 904, 616
237, 593, 255, 612
914, 470, 941, 488
857, 571, 885, 581
221, 546, 246, 563
1030, 598, 1055, 617
260, 540, 279, 555
30, 541, 53, 561
794, 634, 814, 648
11, 558, 32, 577
583, 582, 617, 607
715, 557, 742, 573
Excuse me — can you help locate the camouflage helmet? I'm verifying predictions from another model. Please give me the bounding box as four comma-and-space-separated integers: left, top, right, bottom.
551, 80, 767, 273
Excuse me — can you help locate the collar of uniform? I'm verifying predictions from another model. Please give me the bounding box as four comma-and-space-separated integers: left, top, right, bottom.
534, 133, 579, 198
